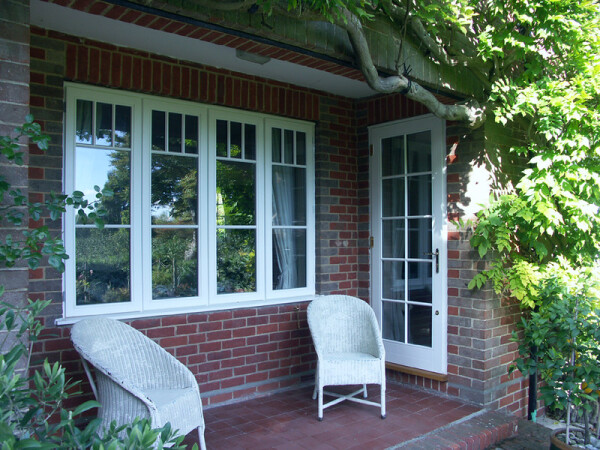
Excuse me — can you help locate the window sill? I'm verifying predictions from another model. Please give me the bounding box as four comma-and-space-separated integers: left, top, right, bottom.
55, 294, 316, 325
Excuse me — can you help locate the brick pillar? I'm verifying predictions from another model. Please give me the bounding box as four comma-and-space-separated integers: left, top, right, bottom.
0, 0, 31, 364
446, 119, 528, 416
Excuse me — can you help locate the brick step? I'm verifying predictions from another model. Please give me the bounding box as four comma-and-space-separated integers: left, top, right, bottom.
389, 410, 519, 449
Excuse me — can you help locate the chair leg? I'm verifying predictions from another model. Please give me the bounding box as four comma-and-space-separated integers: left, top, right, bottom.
312, 363, 319, 400
381, 380, 386, 419
318, 386, 324, 421
363, 383, 368, 398
198, 426, 207, 450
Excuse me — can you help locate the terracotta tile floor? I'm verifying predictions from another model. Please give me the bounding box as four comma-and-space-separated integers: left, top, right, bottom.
182, 383, 481, 449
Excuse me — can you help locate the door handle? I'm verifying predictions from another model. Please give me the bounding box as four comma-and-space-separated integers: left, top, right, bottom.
424, 249, 439, 273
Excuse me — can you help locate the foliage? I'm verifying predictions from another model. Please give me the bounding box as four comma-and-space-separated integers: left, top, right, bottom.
0, 117, 196, 448
510, 260, 600, 444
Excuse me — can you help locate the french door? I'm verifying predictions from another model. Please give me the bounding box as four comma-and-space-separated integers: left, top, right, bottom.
370, 115, 447, 374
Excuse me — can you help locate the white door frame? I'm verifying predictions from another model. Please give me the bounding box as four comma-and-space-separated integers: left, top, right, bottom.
369, 114, 448, 374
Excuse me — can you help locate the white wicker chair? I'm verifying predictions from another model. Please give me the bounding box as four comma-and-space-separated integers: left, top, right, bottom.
70, 317, 206, 449
307, 295, 386, 420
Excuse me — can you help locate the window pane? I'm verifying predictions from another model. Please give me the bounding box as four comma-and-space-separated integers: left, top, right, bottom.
408, 218, 432, 258
296, 132, 306, 165
272, 128, 281, 163
284, 129, 294, 164
408, 175, 431, 216
382, 136, 404, 177
408, 304, 432, 347
185, 115, 198, 154
245, 124, 256, 160
407, 131, 431, 173
382, 219, 404, 258
216, 160, 255, 225
152, 228, 198, 299
217, 229, 256, 294
382, 178, 405, 217
152, 110, 165, 151
75, 147, 130, 225
114, 105, 131, 148
382, 301, 405, 342
273, 229, 306, 290
151, 154, 198, 225
272, 166, 306, 226
168, 112, 182, 153
230, 121, 242, 158
96, 102, 112, 146
76, 228, 130, 305
216, 120, 227, 157
382, 261, 404, 300
76, 100, 92, 144
408, 262, 432, 303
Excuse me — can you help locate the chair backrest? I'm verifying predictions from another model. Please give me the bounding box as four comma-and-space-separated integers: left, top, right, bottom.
71, 317, 184, 390
307, 295, 382, 356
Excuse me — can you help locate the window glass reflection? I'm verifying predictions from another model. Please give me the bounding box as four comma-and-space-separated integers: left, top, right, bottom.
217, 229, 256, 294
152, 228, 198, 299
76, 228, 130, 305
216, 160, 256, 225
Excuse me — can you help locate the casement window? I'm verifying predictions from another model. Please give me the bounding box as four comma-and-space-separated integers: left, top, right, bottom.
63, 84, 314, 319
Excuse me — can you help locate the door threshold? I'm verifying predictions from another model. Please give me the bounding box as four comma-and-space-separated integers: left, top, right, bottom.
386, 362, 448, 382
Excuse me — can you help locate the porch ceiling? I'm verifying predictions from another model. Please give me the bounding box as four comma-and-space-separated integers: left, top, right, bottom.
31, 0, 378, 99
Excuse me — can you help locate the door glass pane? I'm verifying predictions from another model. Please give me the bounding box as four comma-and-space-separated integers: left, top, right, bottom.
407, 131, 431, 173
382, 178, 405, 217
152, 110, 165, 151
216, 120, 227, 157
382, 261, 404, 300
272, 229, 306, 290
245, 124, 256, 160
408, 175, 431, 216
382, 219, 404, 258
152, 228, 198, 299
382, 136, 404, 177
75, 147, 130, 225
151, 154, 198, 225
216, 160, 256, 225
272, 166, 306, 226
76, 228, 130, 305
217, 229, 256, 294
408, 262, 432, 303
409, 304, 432, 347
96, 103, 112, 146
114, 105, 131, 148
185, 115, 198, 154
76, 100, 92, 144
168, 112, 182, 153
382, 301, 405, 342
408, 218, 432, 258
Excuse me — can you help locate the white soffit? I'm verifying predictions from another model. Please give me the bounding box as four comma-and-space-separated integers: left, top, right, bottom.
30, 0, 376, 99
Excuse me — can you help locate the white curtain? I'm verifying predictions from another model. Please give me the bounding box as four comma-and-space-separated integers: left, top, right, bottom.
272, 166, 296, 290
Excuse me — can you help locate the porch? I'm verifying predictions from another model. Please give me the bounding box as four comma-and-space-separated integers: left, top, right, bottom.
183, 383, 518, 449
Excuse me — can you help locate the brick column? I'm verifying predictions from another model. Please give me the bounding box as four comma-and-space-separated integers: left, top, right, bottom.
0, 0, 31, 364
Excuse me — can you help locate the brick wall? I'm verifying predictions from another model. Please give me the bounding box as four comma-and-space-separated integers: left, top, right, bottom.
0, 0, 31, 366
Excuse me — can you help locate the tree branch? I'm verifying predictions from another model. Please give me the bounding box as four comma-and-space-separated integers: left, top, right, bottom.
339, 8, 486, 128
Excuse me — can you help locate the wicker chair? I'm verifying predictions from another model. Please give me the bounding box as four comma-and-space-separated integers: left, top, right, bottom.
71, 317, 206, 449
307, 295, 386, 420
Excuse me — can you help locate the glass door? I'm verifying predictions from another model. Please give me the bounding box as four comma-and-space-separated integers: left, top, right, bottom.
370, 115, 447, 374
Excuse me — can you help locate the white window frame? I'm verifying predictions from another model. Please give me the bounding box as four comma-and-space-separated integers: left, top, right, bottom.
62, 83, 315, 321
